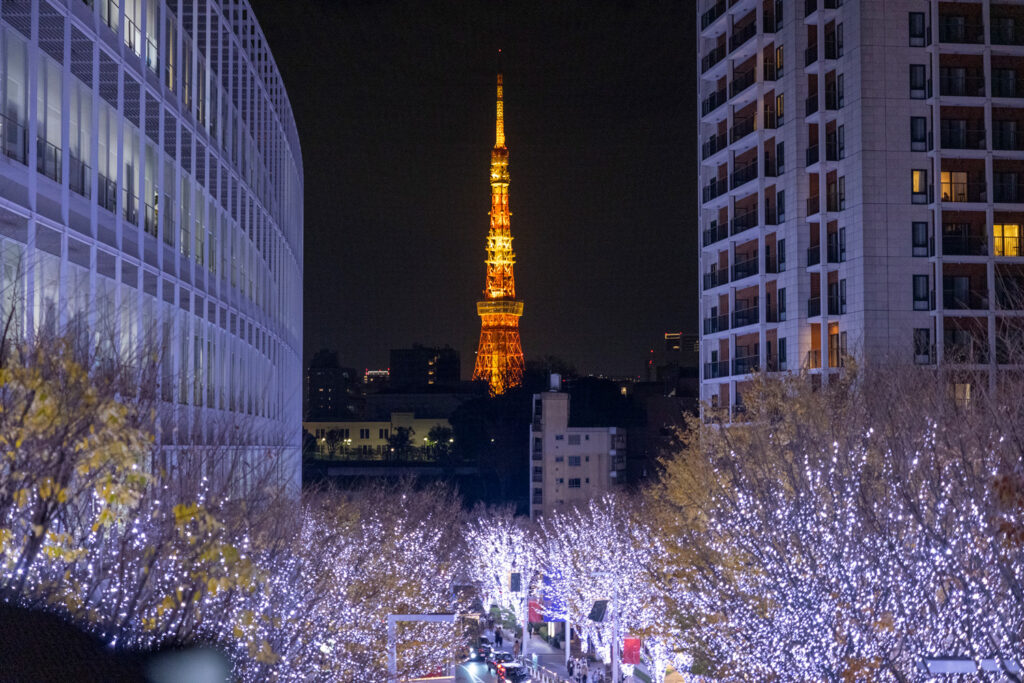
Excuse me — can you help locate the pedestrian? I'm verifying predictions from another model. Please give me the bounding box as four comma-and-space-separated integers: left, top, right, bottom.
495, 626, 503, 648
567, 658, 575, 678
582, 660, 589, 682
513, 638, 520, 658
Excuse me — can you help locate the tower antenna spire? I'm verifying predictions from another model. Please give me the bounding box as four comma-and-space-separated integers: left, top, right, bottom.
495, 51, 505, 148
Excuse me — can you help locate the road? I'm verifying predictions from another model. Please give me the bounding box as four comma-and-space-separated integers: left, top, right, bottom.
454, 658, 502, 682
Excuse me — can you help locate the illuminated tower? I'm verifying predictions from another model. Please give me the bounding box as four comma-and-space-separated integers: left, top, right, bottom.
473, 72, 525, 395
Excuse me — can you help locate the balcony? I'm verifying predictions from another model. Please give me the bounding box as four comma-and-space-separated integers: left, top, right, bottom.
730, 208, 758, 235
995, 181, 1024, 203
730, 116, 755, 144
763, 109, 780, 129
941, 180, 986, 203
98, 172, 117, 213
731, 255, 759, 281
992, 21, 1024, 46
700, 0, 726, 29
703, 313, 729, 334
765, 158, 782, 178
763, 61, 780, 81
938, 18, 985, 44
940, 74, 986, 98
993, 130, 1024, 151
807, 245, 821, 266
826, 191, 845, 212
826, 138, 841, 161
806, 144, 819, 167
992, 74, 1024, 98
824, 37, 841, 60
729, 70, 756, 99
732, 305, 759, 329
123, 192, 138, 225
805, 95, 819, 116
703, 269, 729, 290
825, 89, 840, 110
940, 125, 986, 150
702, 131, 728, 159
731, 160, 758, 189
732, 355, 760, 375
943, 289, 989, 310
69, 155, 90, 198
805, 45, 818, 67
0, 115, 26, 165
701, 44, 727, 74
729, 22, 756, 53
702, 178, 728, 203
807, 195, 821, 215
827, 235, 844, 263
827, 295, 845, 316
144, 203, 158, 237
702, 222, 729, 246
805, 350, 822, 369
36, 138, 61, 183
942, 234, 987, 256
701, 86, 729, 116
807, 296, 821, 317
704, 359, 729, 379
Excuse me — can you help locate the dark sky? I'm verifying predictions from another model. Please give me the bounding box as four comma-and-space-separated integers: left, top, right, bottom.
249, 0, 697, 378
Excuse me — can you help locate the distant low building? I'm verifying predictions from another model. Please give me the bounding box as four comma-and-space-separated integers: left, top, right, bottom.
306, 411, 450, 459
389, 345, 460, 391
529, 375, 627, 520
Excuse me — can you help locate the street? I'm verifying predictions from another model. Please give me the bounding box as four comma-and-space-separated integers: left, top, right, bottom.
454, 658, 502, 682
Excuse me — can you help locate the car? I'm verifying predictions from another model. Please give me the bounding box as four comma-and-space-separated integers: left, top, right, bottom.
486, 651, 515, 674
474, 636, 492, 661
497, 661, 531, 682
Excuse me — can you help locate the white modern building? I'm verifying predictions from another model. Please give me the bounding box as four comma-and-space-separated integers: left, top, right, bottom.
0, 0, 303, 488
529, 375, 626, 520
698, 0, 1024, 412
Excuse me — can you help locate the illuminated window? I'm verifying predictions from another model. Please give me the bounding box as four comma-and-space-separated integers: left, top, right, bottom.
912, 169, 929, 203
941, 171, 967, 202
995, 223, 1021, 256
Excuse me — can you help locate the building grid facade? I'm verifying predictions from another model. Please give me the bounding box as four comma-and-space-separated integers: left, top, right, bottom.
698, 0, 1024, 411
0, 0, 303, 488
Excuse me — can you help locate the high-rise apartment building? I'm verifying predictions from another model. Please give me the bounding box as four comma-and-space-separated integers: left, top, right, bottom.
0, 1, 303, 487
389, 345, 460, 390
698, 0, 1024, 411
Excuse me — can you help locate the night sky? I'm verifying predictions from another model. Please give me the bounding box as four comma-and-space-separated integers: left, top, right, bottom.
249, 0, 697, 378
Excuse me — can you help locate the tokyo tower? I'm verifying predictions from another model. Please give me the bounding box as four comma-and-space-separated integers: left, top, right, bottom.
472, 72, 525, 395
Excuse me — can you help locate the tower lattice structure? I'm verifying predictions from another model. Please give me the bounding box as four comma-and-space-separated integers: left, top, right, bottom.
472, 73, 525, 395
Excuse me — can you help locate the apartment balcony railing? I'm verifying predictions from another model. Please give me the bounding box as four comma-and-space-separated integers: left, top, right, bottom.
992, 76, 1024, 98
992, 22, 1024, 46
940, 75, 986, 97
730, 70, 755, 98
36, 138, 61, 183
806, 94, 819, 116
945, 342, 989, 364
702, 178, 728, 203
995, 183, 1024, 203
69, 155, 90, 198
144, 203, 158, 237
704, 360, 729, 379
808, 296, 822, 317
703, 269, 729, 290
806, 350, 822, 369
765, 159, 782, 178
993, 130, 1024, 151
732, 305, 759, 329
701, 86, 728, 116
702, 131, 728, 159
731, 160, 758, 189
703, 314, 729, 335
941, 180, 986, 203
732, 355, 760, 375
731, 256, 759, 281
97, 172, 117, 213
0, 115, 26, 165
123, 192, 138, 225
806, 144, 819, 166
996, 280, 1024, 308
763, 61, 780, 81
941, 126, 986, 150
765, 355, 787, 372
700, 0, 726, 29
938, 19, 985, 44
766, 254, 783, 273
702, 223, 729, 246
825, 89, 840, 110
701, 44, 727, 74
730, 116, 756, 143
827, 237, 844, 263
943, 289, 989, 310
764, 8, 781, 33
730, 209, 758, 235
805, 45, 818, 66
766, 206, 781, 225
807, 245, 821, 266
807, 195, 821, 215
824, 38, 841, 60
766, 306, 785, 322
826, 191, 845, 212
827, 295, 845, 316
764, 109, 780, 129
729, 22, 757, 53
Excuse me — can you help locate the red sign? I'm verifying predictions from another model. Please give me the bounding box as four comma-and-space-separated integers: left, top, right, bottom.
622, 637, 641, 665
528, 599, 543, 623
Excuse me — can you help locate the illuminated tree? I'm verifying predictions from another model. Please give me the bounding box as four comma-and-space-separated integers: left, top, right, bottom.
464, 505, 541, 627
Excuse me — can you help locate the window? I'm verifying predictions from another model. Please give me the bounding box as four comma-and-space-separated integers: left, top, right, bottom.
359, 428, 370, 439
941, 171, 967, 202
910, 64, 928, 98
911, 117, 928, 151
555, 434, 564, 441
912, 169, 929, 203
568, 455, 581, 467
995, 172, 1020, 203
994, 68, 1018, 98
776, 141, 785, 173
837, 73, 845, 107
837, 124, 845, 159
912, 221, 929, 256
909, 12, 927, 46
775, 45, 784, 76
777, 190, 786, 222
914, 328, 931, 364
837, 176, 846, 210
568, 478, 581, 489
952, 382, 971, 407
568, 434, 581, 445
776, 93, 785, 124
379, 428, 389, 439
779, 338, 788, 371
995, 223, 1021, 256
839, 226, 847, 261
778, 238, 786, 271
555, 456, 564, 462
839, 278, 847, 314
913, 274, 931, 310
778, 287, 787, 321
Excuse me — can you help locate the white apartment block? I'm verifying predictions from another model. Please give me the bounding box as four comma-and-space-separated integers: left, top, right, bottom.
529, 375, 627, 520
698, 0, 1024, 412
305, 412, 452, 459
0, 0, 303, 489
